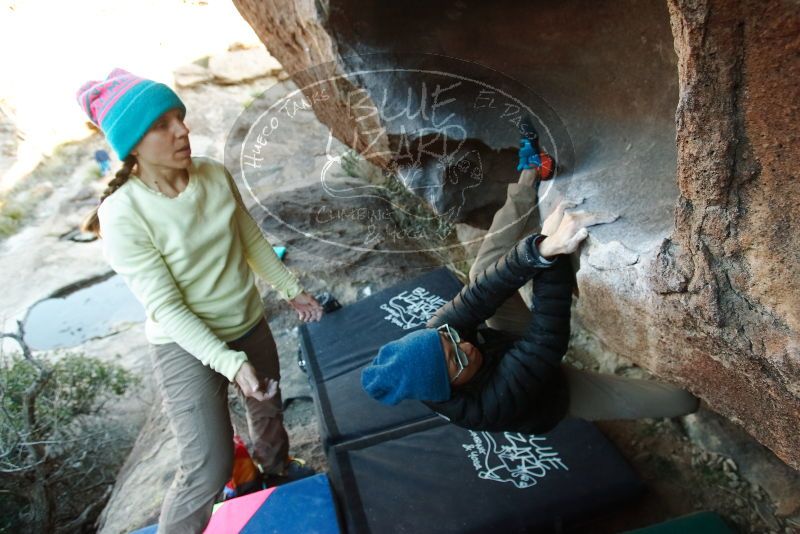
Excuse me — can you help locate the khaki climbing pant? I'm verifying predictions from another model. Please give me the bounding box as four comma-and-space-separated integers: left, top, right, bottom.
470, 170, 700, 422
150, 314, 289, 534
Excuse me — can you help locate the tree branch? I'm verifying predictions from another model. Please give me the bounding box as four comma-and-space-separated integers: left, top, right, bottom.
1, 320, 55, 531
58, 484, 113, 533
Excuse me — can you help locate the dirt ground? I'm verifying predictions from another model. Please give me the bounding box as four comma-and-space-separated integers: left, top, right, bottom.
563, 330, 798, 534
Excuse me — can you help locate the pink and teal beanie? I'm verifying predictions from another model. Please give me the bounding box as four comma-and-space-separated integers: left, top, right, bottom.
76, 68, 186, 160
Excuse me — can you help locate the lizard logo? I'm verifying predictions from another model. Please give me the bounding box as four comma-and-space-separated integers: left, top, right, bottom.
461, 430, 569, 489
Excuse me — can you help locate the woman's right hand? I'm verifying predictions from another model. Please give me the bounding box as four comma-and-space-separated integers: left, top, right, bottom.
234, 361, 278, 401
288, 291, 323, 322
538, 201, 618, 259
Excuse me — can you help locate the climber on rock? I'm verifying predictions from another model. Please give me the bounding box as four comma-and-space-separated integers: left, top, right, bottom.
360, 134, 701, 434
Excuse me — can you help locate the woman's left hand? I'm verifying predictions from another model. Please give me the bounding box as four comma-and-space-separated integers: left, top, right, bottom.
288, 291, 323, 322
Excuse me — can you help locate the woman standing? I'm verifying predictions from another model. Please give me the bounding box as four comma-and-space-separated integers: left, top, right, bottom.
77, 68, 323, 533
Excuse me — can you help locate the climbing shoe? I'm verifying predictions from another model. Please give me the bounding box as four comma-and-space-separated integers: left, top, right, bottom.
262, 457, 316, 488
517, 116, 556, 180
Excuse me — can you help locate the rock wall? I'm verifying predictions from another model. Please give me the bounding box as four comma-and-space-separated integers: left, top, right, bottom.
231, 0, 800, 469
658, 0, 800, 466
230, 0, 391, 166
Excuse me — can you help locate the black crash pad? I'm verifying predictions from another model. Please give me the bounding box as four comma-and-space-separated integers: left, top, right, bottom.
299, 267, 463, 449
301, 268, 645, 533
328, 417, 645, 534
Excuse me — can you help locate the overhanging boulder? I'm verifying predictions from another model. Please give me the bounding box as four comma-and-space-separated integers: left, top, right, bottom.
230, 0, 800, 470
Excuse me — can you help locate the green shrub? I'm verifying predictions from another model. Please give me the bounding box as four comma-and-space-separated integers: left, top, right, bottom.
339, 149, 469, 277
0, 350, 140, 531
0, 196, 28, 238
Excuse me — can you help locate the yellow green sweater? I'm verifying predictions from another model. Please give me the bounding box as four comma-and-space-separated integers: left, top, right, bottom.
97, 155, 304, 382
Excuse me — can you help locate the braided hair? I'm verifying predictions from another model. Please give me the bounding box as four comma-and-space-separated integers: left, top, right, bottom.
80, 154, 137, 238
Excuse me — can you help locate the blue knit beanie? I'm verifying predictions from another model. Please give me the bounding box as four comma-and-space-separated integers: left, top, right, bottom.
76, 68, 187, 160
361, 328, 451, 405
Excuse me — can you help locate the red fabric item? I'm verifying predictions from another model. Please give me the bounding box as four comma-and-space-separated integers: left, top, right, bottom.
225, 435, 259, 491
538, 153, 555, 180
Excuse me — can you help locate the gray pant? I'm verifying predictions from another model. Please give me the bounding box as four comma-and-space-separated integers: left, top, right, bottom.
150, 315, 288, 534
471, 170, 700, 421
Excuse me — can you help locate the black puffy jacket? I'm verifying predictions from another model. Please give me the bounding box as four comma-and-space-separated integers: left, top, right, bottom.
424, 233, 574, 434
